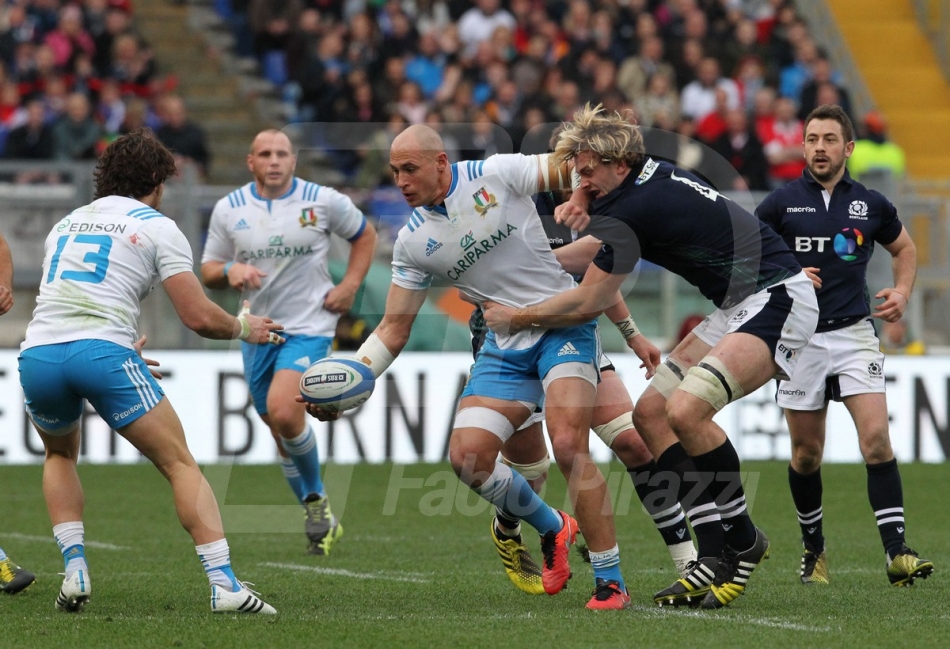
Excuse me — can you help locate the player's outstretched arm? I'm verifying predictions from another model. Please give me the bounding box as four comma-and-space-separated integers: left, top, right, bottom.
300, 284, 426, 422
355, 284, 428, 376
483, 265, 625, 335
163, 272, 284, 343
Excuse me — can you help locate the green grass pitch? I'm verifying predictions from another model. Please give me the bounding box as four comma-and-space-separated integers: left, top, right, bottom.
2, 461, 948, 648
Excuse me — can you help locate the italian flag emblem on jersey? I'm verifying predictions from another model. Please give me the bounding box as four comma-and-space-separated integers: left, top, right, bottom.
300, 207, 317, 227
473, 187, 498, 216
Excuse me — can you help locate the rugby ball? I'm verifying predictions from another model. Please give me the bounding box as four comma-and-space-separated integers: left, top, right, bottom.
299, 357, 376, 412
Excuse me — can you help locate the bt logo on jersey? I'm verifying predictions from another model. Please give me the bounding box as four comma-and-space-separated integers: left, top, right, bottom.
833, 228, 864, 261
794, 236, 831, 252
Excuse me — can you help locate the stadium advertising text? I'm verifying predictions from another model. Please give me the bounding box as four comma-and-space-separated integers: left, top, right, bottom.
0, 351, 947, 464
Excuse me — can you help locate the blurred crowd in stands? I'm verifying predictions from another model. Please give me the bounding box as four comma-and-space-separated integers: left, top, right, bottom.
1, 0, 904, 192
217, 0, 886, 193
0, 0, 208, 179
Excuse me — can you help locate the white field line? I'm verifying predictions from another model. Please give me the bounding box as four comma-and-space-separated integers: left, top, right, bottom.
261, 561, 430, 583
0, 532, 128, 550
634, 605, 834, 633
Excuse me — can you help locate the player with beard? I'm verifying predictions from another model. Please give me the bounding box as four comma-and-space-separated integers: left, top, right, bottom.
755, 104, 933, 587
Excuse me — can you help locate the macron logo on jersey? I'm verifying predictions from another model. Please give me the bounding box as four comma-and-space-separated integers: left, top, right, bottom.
787, 207, 817, 213
234, 218, 250, 231
557, 342, 580, 356
425, 238, 443, 256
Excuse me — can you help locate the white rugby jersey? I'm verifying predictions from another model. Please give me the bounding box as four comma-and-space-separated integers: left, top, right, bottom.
392, 154, 576, 350
22, 196, 194, 350
202, 178, 367, 337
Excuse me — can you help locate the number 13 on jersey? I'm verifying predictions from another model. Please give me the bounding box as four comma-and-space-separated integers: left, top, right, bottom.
46, 234, 114, 284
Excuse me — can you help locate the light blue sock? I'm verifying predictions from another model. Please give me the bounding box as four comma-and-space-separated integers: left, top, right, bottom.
0, 547, 7, 561
196, 539, 240, 591
280, 456, 307, 503
281, 426, 324, 499
474, 463, 562, 535
589, 545, 625, 590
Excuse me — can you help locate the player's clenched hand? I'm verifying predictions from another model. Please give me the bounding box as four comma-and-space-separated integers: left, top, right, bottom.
873, 288, 907, 323
803, 266, 822, 289
0, 285, 12, 315
236, 300, 285, 344
227, 262, 267, 291
554, 201, 590, 231
323, 284, 357, 314
133, 334, 163, 380
295, 395, 343, 421
482, 299, 518, 335
627, 334, 661, 379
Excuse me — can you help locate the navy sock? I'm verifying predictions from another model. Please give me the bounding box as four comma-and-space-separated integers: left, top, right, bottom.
788, 464, 824, 553
690, 439, 756, 551
867, 459, 906, 558
656, 443, 723, 558
628, 460, 692, 547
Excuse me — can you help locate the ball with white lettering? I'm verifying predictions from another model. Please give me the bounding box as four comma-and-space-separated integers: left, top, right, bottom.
299, 357, 376, 413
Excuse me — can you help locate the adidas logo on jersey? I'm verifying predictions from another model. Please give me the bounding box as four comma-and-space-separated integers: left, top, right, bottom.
557, 342, 580, 356
295, 356, 311, 368
425, 238, 443, 256
234, 218, 250, 231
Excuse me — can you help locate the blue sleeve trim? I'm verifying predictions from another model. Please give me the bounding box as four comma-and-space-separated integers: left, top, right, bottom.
346, 217, 367, 242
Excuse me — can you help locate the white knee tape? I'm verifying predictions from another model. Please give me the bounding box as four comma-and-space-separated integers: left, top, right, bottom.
649, 358, 687, 399
454, 407, 516, 442
501, 453, 551, 481
678, 356, 745, 411
594, 411, 634, 447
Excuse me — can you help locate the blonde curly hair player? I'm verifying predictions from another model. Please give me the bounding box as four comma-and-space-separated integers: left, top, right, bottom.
483, 103, 820, 609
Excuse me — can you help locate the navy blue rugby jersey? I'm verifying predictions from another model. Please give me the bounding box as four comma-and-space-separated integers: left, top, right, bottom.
535, 191, 575, 252
589, 158, 801, 309
756, 169, 903, 331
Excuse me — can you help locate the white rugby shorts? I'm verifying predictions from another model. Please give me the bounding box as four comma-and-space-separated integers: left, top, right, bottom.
692, 271, 819, 381
776, 318, 885, 410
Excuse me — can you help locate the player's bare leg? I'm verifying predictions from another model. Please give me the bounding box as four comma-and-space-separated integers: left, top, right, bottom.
845, 393, 933, 586
120, 399, 276, 613
450, 396, 575, 596
666, 332, 776, 608
786, 406, 830, 584
264, 369, 341, 555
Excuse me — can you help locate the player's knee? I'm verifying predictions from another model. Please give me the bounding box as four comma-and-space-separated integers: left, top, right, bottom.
449, 407, 511, 479
501, 453, 550, 482
792, 447, 822, 474
609, 428, 652, 466
548, 432, 587, 472
448, 442, 496, 483
648, 357, 688, 400
859, 427, 893, 464
664, 395, 694, 436
267, 405, 305, 438
677, 357, 745, 413
632, 395, 664, 433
